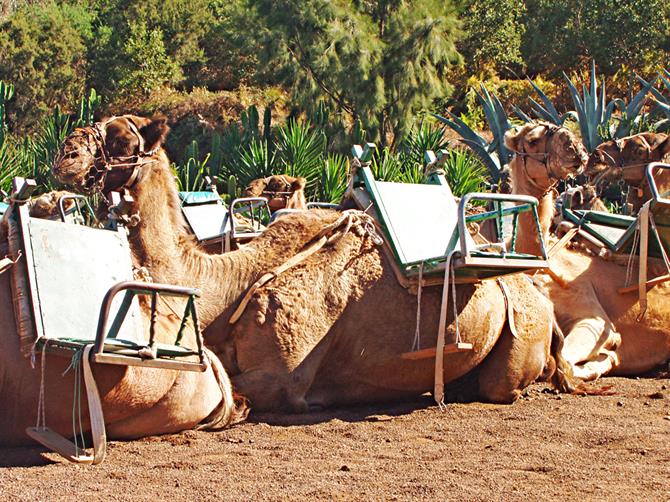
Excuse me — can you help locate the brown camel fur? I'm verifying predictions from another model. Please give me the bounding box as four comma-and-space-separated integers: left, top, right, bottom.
0, 222, 239, 447
243, 175, 307, 211
52, 115, 576, 412
587, 132, 670, 213
506, 123, 670, 380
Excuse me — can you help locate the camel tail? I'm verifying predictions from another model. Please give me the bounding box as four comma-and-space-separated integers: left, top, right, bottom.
197, 349, 250, 430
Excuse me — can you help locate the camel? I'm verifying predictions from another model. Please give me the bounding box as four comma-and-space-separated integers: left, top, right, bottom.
587, 132, 670, 213
52, 115, 578, 412
505, 123, 670, 380
243, 175, 307, 211
0, 138, 242, 453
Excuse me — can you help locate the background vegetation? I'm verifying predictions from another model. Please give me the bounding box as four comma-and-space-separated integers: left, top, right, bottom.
1, 0, 669, 202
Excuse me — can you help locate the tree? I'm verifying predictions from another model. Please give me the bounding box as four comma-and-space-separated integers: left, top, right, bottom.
457, 0, 526, 75
250, 0, 462, 146
0, 1, 93, 130
522, 0, 668, 75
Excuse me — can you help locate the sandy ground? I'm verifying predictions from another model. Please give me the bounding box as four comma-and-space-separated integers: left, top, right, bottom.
1, 375, 669, 502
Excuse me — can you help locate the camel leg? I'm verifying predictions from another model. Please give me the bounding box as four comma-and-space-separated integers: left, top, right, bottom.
572, 350, 620, 381
477, 301, 553, 403
557, 283, 622, 380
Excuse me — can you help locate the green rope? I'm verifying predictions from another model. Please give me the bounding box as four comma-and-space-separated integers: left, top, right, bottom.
63, 348, 87, 453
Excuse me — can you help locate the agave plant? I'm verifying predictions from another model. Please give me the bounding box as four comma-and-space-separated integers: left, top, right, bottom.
275, 119, 326, 192
399, 121, 448, 169
519, 61, 655, 151
235, 138, 277, 187
317, 153, 349, 203
434, 84, 512, 182
436, 149, 487, 197
639, 68, 670, 132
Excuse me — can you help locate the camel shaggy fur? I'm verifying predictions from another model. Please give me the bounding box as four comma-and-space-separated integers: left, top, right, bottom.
52, 115, 578, 413
507, 123, 670, 380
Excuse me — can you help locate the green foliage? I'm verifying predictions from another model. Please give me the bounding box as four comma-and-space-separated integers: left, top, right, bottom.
0, 1, 93, 130
458, 0, 526, 74
522, 0, 668, 75
318, 154, 349, 203
439, 149, 487, 197
174, 140, 211, 192
116, 22, 182, 97
435, 84, 512, 181
275, 119, 326, 191
518, 62, 657, 151
250, 0, 462, 145
642, 68, 670, 132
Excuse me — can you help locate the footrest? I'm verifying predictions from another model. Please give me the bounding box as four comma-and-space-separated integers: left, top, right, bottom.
26, 427, 95, 464
400, 342, 473, 361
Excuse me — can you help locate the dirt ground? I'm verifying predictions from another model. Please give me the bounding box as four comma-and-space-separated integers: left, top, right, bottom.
1, 375, 669, 502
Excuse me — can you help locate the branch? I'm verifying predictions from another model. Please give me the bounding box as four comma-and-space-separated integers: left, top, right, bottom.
287, 37, 355, 117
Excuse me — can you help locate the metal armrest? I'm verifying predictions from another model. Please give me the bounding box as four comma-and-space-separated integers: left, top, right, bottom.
230, 197, 270, 239
93, 281, 205, 370
458, 192, 546, 259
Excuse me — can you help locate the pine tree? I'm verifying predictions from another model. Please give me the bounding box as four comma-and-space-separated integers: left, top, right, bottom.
250, 0, 462, 146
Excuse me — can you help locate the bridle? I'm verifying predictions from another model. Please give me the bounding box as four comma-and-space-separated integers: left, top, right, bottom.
55, 116, 160, 196
258, 175, 294, 204
508, 123, 583, 194
590, 135, 655, 198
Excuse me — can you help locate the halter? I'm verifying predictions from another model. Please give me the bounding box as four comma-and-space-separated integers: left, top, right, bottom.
508, 123, 581, 194
590, 135, 654, 198
55, 116, 160, 195
259, 175, 293, 201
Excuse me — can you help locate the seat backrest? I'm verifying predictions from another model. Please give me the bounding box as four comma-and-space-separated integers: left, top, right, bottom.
19, 211, 143, 344
179, 191, 231, 242
359, 166, 473, 265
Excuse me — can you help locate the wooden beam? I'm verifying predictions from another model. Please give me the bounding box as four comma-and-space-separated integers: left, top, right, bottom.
400, 342, 473, 361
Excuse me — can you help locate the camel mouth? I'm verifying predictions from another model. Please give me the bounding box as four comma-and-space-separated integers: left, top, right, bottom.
52, 127, 107, 194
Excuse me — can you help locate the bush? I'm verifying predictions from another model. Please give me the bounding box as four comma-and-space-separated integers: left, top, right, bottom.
0, 1, 93, 131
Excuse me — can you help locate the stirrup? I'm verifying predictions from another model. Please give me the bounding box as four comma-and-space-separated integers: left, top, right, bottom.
26, 345, 107, 464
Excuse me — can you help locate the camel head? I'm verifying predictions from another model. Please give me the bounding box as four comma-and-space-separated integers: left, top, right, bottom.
586, 132, 670, 187
243, 175, 307, 211
504, 122, 588, 195
52, 115, 170, 195
27, 190, 77, 219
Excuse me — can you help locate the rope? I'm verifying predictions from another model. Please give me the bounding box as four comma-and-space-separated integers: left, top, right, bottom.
63, 349, 87, 454
229, 211, 381, 324
34, 339, 48, 430
411, 262, 424, 352
0, 250, 21, 275
434, 250, 459, 410
625, 223, 640, 288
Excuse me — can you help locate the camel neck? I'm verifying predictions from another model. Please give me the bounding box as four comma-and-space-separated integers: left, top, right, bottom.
124, 155, 260, 327
509, 158, 555, 256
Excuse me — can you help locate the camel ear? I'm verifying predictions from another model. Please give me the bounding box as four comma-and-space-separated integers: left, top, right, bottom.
291, 177, 307, 190
504, 128, 522, 152
139, 116, 170, 152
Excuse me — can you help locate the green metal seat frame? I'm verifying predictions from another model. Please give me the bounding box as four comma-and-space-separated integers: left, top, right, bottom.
562, 163, 670, 258
5, 178, 210, 464
347, 146, 549, 282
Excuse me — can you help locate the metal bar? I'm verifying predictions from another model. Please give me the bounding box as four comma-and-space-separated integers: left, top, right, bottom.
174, 296, 193, 346
105, 290, 134, 339
464, 204, 532, 224
646, 162, 670, 203
190, 296, 205, 365
148, 292, 158, 348
458, 192, 540, 257
510, 212, 519, 252
94, 281, 201, 355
